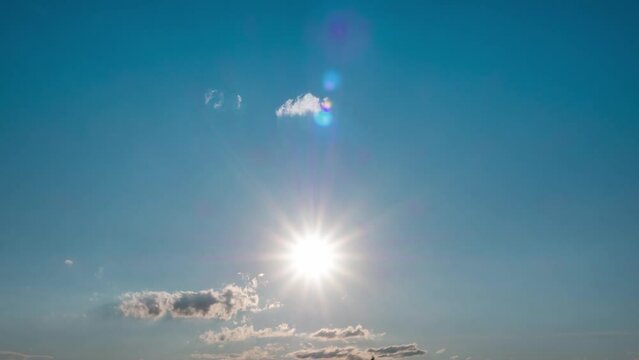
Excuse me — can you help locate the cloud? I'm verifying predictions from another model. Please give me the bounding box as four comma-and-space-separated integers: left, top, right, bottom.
450, 356, 459, 360
262, 299, 283, 311
276, 93, 328, 117
191, 345, 284, 360
288, 346, 359, 359
368, 344, 426, 358
289, 344, 425, 360
199, 324, 381, 345
118, 283, 259, 320
0, 351, 53, 360
435, 349, 446, 355
63, 259, 73, 267
309, 325, 382, 341
200, 324, 295, 344
204, 89, 224, 109
204, 89, 244, 111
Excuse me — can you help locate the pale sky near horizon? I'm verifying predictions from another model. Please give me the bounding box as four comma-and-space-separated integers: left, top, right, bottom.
1, 1, 639, 360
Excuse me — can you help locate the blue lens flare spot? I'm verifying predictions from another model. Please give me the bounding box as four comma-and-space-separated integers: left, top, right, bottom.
314, 111, 333, 127
323, 70, 341, 91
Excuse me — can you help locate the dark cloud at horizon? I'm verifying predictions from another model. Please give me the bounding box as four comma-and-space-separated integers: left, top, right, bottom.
289, 344, 426, 360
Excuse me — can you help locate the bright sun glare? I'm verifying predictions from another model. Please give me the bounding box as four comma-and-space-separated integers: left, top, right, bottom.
289, 233, 336, 279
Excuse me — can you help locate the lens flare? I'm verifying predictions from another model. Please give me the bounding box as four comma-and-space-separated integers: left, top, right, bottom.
323, 70, 341, 91
314, 111, 333, 127
320, 98, 332, 111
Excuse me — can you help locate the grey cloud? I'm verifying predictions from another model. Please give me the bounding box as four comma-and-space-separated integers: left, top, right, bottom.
119, 283, 259, 320
289, 344, 425, 360
367, 344, 426, 358
310, 325, 381, 341
289, 346, 359, 359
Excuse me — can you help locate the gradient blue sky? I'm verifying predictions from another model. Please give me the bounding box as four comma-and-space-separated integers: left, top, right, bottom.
1, 1, 639, 360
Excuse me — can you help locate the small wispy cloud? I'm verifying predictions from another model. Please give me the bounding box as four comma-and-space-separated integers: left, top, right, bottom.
261, 299, 282, 311
0, 351, 53, 360
450, 356, 459, 360
204, 89, 224, 109
63, 259, 73, 267
275, 93, 328, 117
204, 89, 243, 111
436, 348, 446, 354
200, 324, 295, 344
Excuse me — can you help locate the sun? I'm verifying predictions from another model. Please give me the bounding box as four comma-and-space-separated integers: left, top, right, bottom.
288, 232, 336, 279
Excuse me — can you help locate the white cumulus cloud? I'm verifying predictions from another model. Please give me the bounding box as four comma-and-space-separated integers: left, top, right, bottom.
63, 259, 73, 267
276, 93, 327, 117
200, 324, 295, 344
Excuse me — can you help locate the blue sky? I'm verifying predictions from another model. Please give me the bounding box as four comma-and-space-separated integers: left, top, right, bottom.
1, 1, 639, 360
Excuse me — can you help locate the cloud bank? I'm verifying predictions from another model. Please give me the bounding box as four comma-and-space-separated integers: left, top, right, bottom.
276, 93, 327, 117
118, 283, 259, 320
368, 344, 426, 358
0, 351, 53, 360
191, 344, 284, 360
288, 344, 425, 360
289, 346, 358, 359
200, 324, 295, 344
309, 325, 381, 341
199, 324, 380, 344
